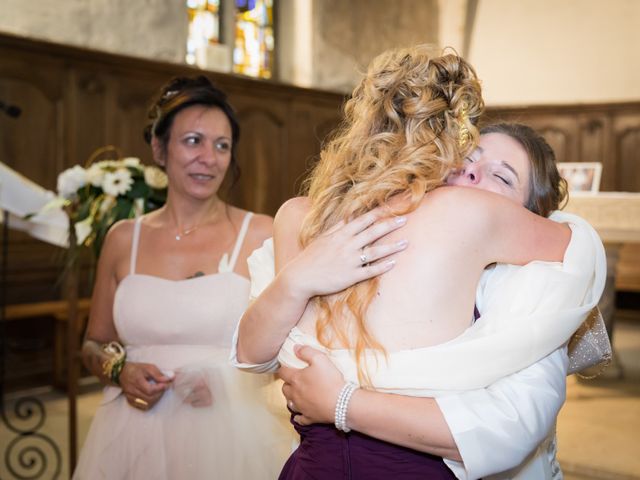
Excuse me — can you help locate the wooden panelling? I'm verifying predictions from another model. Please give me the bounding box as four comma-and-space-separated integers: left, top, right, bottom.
614, 116, 640, 193
485, 104, 640, 193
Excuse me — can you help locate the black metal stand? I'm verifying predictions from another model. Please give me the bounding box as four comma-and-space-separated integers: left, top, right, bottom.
1, 210, 62, 479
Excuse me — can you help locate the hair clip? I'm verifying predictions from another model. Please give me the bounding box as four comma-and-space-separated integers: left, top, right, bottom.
458, 103, 470, 147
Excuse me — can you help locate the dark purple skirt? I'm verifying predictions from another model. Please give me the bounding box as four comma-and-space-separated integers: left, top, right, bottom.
279, 414, 456, 480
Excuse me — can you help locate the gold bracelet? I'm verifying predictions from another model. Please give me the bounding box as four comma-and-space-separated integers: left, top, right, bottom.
101, 341, 126, 385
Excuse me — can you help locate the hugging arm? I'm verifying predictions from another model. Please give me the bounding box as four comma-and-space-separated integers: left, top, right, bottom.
236, 197, 408, 365
280, 345, 568, 479
437, 346, 567, 479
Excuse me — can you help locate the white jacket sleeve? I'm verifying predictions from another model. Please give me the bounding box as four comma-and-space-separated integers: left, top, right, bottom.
437, 346, 568, 480
229, 318, 280, 373
229, 238, 281, 373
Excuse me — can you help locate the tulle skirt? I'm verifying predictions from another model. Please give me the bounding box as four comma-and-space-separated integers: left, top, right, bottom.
74, 348, 295, 479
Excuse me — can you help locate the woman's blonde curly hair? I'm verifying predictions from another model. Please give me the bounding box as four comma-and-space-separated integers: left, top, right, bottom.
300, 45, 485, 385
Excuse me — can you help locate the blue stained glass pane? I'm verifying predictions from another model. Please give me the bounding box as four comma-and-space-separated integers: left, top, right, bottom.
235, 0, 256, 11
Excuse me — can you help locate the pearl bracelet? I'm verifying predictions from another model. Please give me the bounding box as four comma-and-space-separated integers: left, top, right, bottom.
334, 382, 358, 433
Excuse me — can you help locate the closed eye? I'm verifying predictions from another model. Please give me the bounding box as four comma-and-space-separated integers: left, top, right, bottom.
494, 174, 512, 186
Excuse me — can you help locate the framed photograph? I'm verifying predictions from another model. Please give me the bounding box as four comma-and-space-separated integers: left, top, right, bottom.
557, 162, 602, 194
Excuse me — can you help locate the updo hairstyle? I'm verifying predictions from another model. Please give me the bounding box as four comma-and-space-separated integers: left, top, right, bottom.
300, 45, 485, 384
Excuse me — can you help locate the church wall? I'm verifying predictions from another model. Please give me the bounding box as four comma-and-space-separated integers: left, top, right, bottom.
0, 0, 638, 106
0, 0, 188, 64
469, 0, 640, 106
309, 0, 440, 93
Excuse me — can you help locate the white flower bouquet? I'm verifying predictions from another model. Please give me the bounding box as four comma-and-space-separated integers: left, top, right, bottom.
53, 147, 168, 258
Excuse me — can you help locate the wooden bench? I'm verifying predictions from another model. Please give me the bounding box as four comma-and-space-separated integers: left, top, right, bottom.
616, 244, 640, 293
3, 299, 92, 388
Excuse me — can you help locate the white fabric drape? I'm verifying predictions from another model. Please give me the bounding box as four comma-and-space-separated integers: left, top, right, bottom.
0, 162, 68, 247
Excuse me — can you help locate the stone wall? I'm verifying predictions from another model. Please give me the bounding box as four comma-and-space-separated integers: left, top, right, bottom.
311, 0, 439, 92
0, 0, 188, 63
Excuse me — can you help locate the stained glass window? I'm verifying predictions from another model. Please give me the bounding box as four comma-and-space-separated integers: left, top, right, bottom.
233, 0, 275, 79
186, 0, 222, 66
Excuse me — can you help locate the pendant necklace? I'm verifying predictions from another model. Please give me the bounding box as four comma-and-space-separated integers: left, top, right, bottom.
175, 223, 202, 241
172, 202, 221, 241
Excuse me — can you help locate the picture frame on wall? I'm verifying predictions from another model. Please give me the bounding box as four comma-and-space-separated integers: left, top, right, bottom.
557, 162, 603, 194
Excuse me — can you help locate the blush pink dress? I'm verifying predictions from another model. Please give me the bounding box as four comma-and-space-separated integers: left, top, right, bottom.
74, 213, 292, 479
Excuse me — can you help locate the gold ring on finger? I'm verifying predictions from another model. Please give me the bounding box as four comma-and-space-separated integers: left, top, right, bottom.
134, 397, 149, 408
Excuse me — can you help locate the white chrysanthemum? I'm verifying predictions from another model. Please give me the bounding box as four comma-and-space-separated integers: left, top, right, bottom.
144, 165, 169, 189
57, 165, 87, 199
122, 157, 141, 168
86, 164, 105, 187
102, 169, 134, 197
74, 216, 93, 246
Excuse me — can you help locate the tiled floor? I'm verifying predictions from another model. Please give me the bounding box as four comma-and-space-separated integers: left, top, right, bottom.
557, 315, 640, 480
2, 316, 639, 479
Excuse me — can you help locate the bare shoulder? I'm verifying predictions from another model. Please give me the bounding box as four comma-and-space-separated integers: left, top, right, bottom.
421, 186, 532, 226
274, 196, 310, 226
273, 197, 310, 239
272, 197, 309, 267
101, 218, 135, 258
249, 213, 273, 237
246, 212, 273, 251
413, 187, 494, 230
424, 185, 503, 211
93, 218, 136, 282
424, 186, 570, 264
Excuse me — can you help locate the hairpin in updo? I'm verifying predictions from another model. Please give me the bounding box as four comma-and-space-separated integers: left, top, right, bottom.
457, 102, 470, 148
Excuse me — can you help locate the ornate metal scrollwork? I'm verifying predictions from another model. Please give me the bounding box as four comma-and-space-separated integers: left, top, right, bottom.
2, 398, 62, 479
1, 211, 63, 479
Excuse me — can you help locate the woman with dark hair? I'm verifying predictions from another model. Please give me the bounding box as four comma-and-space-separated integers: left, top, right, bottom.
74, 76, 291, 479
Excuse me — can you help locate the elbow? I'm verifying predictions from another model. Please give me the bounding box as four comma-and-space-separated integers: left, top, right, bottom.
237, 343, 276, 366
236, 333, 270, 365
443, 447, 463, 463
235, 339, 252, 364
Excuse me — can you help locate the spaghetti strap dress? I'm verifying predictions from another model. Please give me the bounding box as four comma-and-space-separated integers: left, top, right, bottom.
74, 213, 292, 479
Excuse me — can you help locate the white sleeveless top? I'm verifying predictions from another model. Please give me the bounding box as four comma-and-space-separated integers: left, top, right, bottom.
108, 213, 253, 394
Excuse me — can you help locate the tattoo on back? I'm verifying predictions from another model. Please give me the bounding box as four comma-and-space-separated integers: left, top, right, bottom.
187, 271, 205, 279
